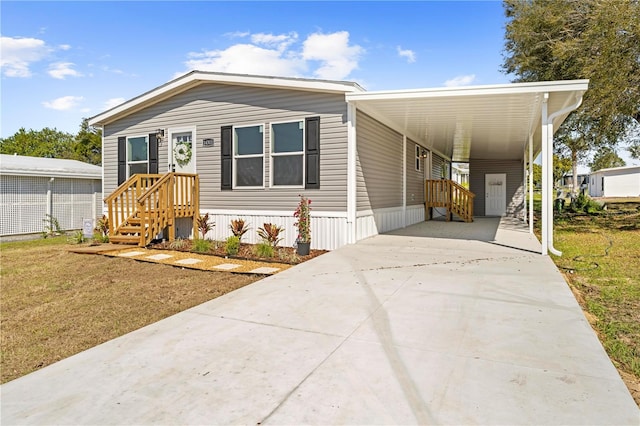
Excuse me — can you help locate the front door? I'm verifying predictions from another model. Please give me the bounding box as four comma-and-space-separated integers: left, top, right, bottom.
169, 129, 195, 174
485, 173, 506, 216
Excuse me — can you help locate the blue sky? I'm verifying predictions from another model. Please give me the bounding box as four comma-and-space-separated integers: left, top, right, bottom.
1, 1, 509, 138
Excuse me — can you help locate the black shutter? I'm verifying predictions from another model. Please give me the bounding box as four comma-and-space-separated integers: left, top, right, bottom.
221, 126, 233, 190
148, 133, 158, 174
117, 136, 126, 185
305, 116, 320, 189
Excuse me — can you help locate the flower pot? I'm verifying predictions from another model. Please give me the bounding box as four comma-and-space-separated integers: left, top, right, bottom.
296, 241, 310, 256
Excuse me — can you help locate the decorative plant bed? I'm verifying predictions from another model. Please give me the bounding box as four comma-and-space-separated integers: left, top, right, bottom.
149, 240, 327, 265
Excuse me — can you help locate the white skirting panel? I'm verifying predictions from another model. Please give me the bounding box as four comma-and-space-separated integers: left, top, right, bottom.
199, 210, 348, 250
405, 204, 425, 226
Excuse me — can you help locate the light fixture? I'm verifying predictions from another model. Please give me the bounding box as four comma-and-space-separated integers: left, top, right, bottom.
155, 128, 165, 145
421, 149, 428, 159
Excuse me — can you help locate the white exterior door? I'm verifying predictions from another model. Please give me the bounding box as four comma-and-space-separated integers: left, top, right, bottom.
485, 173, 506, 216
169, 129, 195, 174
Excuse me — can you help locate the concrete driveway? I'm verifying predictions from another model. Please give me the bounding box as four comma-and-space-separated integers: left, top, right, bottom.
2, 218, 638, 425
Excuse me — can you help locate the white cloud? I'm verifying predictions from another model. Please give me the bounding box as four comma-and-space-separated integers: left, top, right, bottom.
42, 95, 84, 111
180, 30, 363, 81
444, 74, 476, 87
302, 31, 363, 80
397, 46, 416, 63
251, 32, 298, 51
58, 44, 71, 51
184, 43, 306, 78
0, 36, 49, 77
48, 62, 83, 79
103, 97, 126, 110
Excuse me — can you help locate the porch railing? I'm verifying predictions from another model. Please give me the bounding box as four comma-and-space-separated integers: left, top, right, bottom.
425, 179, 475, 223
104, 174, 162, 236
137, 173, 199, 246
105, 173, 199, 246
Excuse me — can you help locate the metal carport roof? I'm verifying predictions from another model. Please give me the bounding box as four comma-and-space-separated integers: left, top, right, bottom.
345, 80, 589, 162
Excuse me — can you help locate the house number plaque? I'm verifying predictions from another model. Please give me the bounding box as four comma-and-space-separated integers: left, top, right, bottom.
202, 138, 214, 147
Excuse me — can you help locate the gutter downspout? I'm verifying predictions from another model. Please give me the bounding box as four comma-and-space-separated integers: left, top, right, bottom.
528, 134, 534, 234
543, 92, 584, 256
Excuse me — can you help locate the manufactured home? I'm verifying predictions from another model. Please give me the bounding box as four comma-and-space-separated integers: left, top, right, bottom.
88, 71, 588, 254
0, 154, 102, 237
589, 165, 640, 198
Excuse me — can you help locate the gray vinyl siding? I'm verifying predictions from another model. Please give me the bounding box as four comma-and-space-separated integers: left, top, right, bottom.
103, 83, 349, 212
432, 154, 444, 179
469, 159, 524, 217
406, 139, 426, 206
355, 111, 403, 211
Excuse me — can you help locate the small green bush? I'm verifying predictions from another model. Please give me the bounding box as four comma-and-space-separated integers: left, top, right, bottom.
68, 230, 86, 244
93, 232, 109, 243
254, 242, 274, 258
225, 235, 240, 256
569, 192, 603, 214
192, 238, 211, 253
169, 238, 190, 250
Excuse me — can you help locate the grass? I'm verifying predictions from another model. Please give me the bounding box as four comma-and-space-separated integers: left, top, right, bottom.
531, 194, 640, 404
0, 237, 261, 383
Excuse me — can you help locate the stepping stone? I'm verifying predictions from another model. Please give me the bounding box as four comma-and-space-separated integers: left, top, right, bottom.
249, 266, 280, 274
118, 251, 146, 257
213, 263, 241, 271
175, 258, 202, 265
146, 254, 173, 260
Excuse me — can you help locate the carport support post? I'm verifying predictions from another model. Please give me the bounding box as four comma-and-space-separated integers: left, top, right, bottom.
541, 94, 550, 255
528, 134, 534, 233
346, 103, 357, 244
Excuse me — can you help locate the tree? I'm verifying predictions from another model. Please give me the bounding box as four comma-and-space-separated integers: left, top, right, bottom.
589, 147, 626, 172
531, 163, 542, 188
502, 0, 640, 192
553, 154, 572, 188
0, 128, 75, 158
73, 119, 102, 165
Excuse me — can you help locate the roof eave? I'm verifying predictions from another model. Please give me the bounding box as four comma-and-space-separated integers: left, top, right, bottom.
89, 71, 365, 127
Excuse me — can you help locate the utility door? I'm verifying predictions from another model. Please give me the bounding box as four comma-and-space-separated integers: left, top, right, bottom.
169, 129, 195, 174
485, 173, 506, 216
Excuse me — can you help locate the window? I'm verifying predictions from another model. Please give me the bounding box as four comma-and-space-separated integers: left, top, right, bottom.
271, 121, 304, 187
234, 125, 264, 187
127, 136, 148, 176
415, 145, 422, 171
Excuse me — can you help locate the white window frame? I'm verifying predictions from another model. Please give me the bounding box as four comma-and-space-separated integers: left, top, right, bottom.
127, 134, 149, 178
270, 120, 305, 188
168, 126, 197, 173
233, 123, 265, 189
415, 144, 422, 172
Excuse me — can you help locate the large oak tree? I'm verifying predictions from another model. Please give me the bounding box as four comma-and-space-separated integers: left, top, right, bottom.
502, 0, 640, 193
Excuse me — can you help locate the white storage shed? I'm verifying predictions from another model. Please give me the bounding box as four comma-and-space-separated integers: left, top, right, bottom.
0, 154, 102, 237
588, 165, 640, 198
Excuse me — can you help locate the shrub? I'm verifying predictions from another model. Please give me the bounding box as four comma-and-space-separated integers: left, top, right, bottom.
192, 238, 211, 253
93, 232, 109, 243
225, 235, 240, 256
254, 242, 274, 258
230, 218, 250, 242
68, 230, 86, 244
42, 214, 62, 238
169, 238, 190, 250
569, 192, 603, 214
95, 215, 109, 237
196, 213, 214, 239
257, 223, 284, 247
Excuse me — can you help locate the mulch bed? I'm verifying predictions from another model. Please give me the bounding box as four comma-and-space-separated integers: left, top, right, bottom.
149, 239, 327, 265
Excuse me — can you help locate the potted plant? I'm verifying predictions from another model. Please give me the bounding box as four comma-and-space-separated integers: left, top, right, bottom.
293, 195, 311, 255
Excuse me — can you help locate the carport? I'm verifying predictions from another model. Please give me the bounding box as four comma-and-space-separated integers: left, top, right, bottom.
346, 79, 589, 255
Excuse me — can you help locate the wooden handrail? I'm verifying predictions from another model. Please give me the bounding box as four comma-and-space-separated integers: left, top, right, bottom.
105, 174, 162, 236
425, 179, 475, 222
136, 173, 199, 246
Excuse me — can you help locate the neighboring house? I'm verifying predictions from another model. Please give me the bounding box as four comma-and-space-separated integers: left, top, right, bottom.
89, 71, 588, 254
559, 173, 588, 191
589, 165, 640, 198
452, 163, 470, 186
0, 154, 102, 237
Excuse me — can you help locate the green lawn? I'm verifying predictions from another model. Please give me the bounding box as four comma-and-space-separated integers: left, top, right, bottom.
531, 194, 639, 404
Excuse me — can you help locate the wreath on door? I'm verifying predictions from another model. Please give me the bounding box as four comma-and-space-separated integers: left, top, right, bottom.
174, 142, 192, 167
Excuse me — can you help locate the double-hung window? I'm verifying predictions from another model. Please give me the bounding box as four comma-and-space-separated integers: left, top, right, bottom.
234, 125, 264, 188
415, 144, 422, 171
127, 136, 148, 176
271, 121, 304, 187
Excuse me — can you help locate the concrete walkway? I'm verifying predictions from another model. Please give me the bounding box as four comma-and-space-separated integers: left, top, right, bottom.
2, 218, 638, 425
